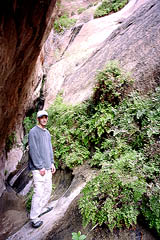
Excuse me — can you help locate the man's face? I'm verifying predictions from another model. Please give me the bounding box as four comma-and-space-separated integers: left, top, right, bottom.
38, 115, 48, 127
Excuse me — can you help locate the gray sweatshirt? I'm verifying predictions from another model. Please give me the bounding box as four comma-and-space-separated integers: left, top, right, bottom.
28, 125, 54, 170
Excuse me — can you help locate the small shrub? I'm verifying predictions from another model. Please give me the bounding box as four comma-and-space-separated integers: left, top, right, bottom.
94, 0, 128, 18
25, 187, 34, 212
47, 95, 90, 168
54, 15, 76, 33
93, 61, 132, 106
23, 112, 37, 135
141, 185, 160, 235
72, 231, 86, 240
77, 7, 86, 14
46, 63, 160, 235
5, 132, 17, 152
79, 171, 146, 231
23, 112, 37, 148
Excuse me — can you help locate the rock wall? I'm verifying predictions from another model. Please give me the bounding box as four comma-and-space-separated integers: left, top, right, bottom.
44, 0, 160, 108
0, 0, 57, 197
62, 0, 160, 104
60, 0, 99, 17
5, 53, 44, 180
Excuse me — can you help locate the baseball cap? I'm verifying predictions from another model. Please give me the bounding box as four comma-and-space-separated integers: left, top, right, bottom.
37, 110, 48, 118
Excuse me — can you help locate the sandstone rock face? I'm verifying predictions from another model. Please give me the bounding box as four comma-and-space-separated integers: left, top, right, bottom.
6, 147, 23, 179
44, 0, 149, 108
43, 0, 100, 81
62, 0, 160, 104
60, 0, 98, 17
5, 124, 24, 179
0, 0, 57, 197
5, 53, 44, 179
0, 189, 28, 240
43, 1, 103, 107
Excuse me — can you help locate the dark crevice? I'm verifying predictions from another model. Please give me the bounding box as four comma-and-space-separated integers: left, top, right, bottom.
61, 24, 83, 57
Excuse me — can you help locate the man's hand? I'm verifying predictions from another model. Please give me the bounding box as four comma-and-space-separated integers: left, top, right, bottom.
39, 168, 45, 176
51, 163, 56, 174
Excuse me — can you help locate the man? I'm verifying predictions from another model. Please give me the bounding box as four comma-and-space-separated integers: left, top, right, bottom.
28, 110, 56, 228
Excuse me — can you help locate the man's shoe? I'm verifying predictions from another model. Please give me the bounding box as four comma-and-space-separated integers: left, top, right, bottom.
31, 220, 43, 228
39, 207, 53, 217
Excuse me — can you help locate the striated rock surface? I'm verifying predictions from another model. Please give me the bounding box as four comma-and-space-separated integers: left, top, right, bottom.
44, 0, 160, 108
62, 0, 160, 104
0, 0, 57, 197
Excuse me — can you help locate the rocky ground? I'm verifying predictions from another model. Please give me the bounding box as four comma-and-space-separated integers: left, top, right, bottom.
4, 164, 157, 240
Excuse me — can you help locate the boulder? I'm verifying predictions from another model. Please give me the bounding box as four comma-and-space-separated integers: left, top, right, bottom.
0, 188, 28, 240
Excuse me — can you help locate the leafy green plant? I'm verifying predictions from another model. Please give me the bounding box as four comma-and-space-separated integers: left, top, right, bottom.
23, 112, 37, 135
79, 170, 146, 231
54, 14, 76, 33
25, 187, 34, 212
5, 132, 17, 152
141, 185, 160, 235
93, 61, 132, 105
22, 112, 37, 149
47, 95, 90, 168
45, 63, 160, 235
77, 7, 86, 14
94, 0, 128, 18
72, 231, 86, 240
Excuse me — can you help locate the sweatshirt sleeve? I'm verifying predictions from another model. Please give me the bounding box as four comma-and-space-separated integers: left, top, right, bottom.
49, 133, 54, 164
28, 130, 43, 169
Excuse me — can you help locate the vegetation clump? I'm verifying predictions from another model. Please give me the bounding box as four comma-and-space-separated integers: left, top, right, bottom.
54, 14, 76, 33
5, 132, 17, 152
23, 61, 160, 235
77, 7, 86, 15
72, 231, 86, 240
25, 187, 34, 212
94, 0, 128, 18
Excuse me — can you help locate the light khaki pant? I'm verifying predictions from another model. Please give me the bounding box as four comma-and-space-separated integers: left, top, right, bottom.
30, 169, 52, 223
